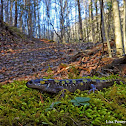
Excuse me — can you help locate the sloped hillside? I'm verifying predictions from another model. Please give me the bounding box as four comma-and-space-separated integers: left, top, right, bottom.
0, 21, 126, 85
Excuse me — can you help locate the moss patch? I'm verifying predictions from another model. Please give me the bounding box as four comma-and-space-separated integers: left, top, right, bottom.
0, 77, 126, 126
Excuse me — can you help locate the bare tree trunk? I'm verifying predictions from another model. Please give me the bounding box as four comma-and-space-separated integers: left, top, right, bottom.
100, 0, 104, 46
123, 0, 126, 54
14, 0, 17, 27
0, 0, 3, 22
85, 1, 89, 42
66, 1, 70, 43
112, 0, 124, 56
28, 0, 32, 39
95, 0, 99, 42
5, 0, 9, 23
95, 0, 98, 33
59, 0, 67, 43
77, 0, 83, 41
89, 0, 95, 42
60, 4, 64, 43
9, 0, 13, 26
34, 0, 37, 38
99, 0, 106, 42
19, 0, 24, 32
75, 2, 78, 41
38, 11, 41, 39
103, 4, 112, 57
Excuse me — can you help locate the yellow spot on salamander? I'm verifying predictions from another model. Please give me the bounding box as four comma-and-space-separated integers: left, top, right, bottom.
80, 82, 83, 85
61, 81, 65, 84
40, 81, 45, 84
82, 79, 87, 83
72, 80, 76, 83
66, 80, 70, 83
54, 80, 60, 83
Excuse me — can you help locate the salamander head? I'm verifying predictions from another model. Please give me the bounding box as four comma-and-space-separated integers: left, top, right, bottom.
26, 80, 48, 89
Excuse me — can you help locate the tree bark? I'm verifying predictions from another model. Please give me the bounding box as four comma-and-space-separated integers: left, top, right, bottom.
0, 0, 3, 27
89, 0, 95, 42
112, 0, 124, 56
123, 0, 126, 54
9, 0, 13, 26
103, 2, 112, 57
14, 0, 17, 27
77, 0, 83, 40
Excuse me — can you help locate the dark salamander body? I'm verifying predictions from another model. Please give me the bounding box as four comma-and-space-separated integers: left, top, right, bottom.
26, 78, 120, 93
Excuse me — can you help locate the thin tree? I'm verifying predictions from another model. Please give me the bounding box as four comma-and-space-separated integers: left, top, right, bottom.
77, 0, 83, 41
100, 0, 104, 47
44, 0, 51, 39
84, 1, 89, 42
103, 1, 112, 57
95, 0, 99, 42
0, 0, 3, 23
19, 0, 24, 31
89, 0, 95, 42
14, 0, 17, 27
5, 0, 9, 23
9, 0, 13, 26
38, 7, 41, 38
123, 0, 126, 54
28, 0, 33, 39
59, 0, 67, 43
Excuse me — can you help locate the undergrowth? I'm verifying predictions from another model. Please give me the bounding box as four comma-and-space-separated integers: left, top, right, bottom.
0, 75, 126, 126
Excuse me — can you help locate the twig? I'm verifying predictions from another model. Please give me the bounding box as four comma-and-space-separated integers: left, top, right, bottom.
39, 92, 44, 104
67, 116, 80, 126
98, 92, 110, 104
18, 122, 23, 126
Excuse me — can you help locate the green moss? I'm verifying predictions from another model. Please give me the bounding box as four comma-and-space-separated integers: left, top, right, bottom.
8, 26, 26, 38
0, 76, 126, 125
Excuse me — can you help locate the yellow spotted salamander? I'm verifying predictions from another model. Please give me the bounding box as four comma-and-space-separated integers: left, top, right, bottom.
26, 79, 122, 93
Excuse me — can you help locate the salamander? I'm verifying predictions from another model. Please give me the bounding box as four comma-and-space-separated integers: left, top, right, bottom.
26, 78, 121, 93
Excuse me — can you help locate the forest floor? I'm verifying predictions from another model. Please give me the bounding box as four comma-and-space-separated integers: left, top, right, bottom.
1, 36, 124, 85
0, 38, 95, 84
0, 21, 126, 84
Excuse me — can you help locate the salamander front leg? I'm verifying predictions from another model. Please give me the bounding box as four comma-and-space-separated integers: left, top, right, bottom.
88, 84, 98, 94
